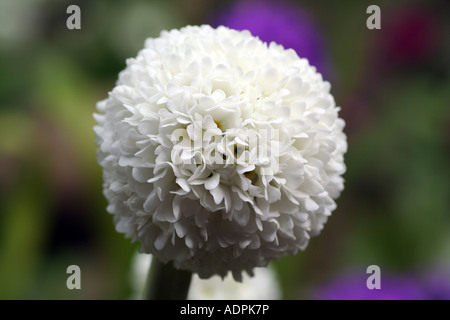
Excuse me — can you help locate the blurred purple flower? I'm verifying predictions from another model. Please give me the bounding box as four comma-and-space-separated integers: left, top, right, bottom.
212, 0, 329, 76
421, 267, 450, 300
314, 267, 450, 300
378, 6, 440, 66
313, 271, 426, 300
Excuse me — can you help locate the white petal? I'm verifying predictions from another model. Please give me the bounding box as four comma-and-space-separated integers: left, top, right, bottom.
204, 173, 220, 190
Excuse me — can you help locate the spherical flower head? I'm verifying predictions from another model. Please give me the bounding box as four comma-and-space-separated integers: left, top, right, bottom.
94, 25, 347, 280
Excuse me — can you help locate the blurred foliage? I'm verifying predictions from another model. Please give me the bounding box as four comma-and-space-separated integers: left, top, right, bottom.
0, 0, 449, 299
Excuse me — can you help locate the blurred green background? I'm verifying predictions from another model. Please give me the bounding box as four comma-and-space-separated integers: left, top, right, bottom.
0, 0, 449, 299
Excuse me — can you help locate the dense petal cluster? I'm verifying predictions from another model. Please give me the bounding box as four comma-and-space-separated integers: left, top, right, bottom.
95, 25, 346, 280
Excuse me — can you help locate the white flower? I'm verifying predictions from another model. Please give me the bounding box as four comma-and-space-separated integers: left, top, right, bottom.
188, 267, 281, 300
130, 253, 281, 300
95, 25, 347, 280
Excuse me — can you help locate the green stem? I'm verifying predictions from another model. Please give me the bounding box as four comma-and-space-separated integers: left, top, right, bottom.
145, 257, 192, 300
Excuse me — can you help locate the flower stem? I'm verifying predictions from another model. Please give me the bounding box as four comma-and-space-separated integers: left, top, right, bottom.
145, 257, 192, 300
